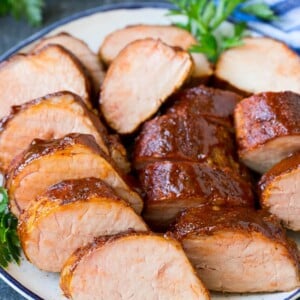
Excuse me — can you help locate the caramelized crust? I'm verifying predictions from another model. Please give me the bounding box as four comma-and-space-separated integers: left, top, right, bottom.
259, 152, 300, 192
235, 91, 300, 173
259, 152, 300, 230
134, 85, 248, 178
6, 133, 143, 216
168, 85, 241, 128
140, 161, 253, 229
171, 206, 286, 241
134, 114, 237, 169
37, 177, 120, 204
60, 231, 210, 300
169, 206, 300, 292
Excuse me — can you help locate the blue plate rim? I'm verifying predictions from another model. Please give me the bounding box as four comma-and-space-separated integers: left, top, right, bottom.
0, 1, 300, 300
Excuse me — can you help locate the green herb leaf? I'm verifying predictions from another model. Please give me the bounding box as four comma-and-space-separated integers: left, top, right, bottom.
0, 188, 21, 268
168, 0, 276, 62
190, 33, 219, 62
241, 2, 277, 21
0, 0, 44, 26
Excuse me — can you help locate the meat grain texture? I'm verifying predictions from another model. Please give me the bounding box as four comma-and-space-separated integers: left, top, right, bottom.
100, 38, 193, 134
19, 178, 147, 272
0, 45, 91, 119
61, 232, 210, 300
33, 32, 105, 90
259, 152, 300, 231
169, 206, 300, 293
215, 37, 300, 94
0, 92, 109, 172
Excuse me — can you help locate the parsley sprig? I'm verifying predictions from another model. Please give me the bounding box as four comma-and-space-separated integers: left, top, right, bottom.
0, 187, 20, 268
168, 0, 277, 62
0, 0, 44, 26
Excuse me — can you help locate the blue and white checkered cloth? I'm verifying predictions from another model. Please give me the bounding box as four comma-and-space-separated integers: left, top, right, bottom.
231, 0, 300, 54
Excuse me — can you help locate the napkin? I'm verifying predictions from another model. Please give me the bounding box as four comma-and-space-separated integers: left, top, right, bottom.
231, 0, 300, 54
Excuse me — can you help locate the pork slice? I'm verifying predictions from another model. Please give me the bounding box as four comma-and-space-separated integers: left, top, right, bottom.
100, 38, 192, 134
169, 206, 300, 292
6, 133, 143, 217
106, 134, 130, 174
134, 113, 241, 173
140, 161, 254, 230
0, 92, 109, 172
19, 178, 147, 272
33, 32, 105, 90
98, 24, 212, 79
259, 152, 300, 231
60, 231, 210, 300
235, 91, 300, 173
215, 37, 300, 94
167, 84, 241, 128
0, 45, 91, 119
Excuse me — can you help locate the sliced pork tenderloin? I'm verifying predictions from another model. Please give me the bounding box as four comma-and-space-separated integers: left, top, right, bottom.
32, 32, 105, 90
140, 161, 254, 230
169, 206, 300, 292
259, 152, 300, 231
0, 91, 130, 173
0, 92, 109, 172
60, 231, 210, 300
0, 44, 91, 119
19, 178, 147, 272
235, 91, 300, 173
6, 133, 143, 217
100, 38, 193, 134
98, 24, 212, 80
215, 37, 300, 94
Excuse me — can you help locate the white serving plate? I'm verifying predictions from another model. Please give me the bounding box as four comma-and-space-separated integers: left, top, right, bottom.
0, 2, 299, 300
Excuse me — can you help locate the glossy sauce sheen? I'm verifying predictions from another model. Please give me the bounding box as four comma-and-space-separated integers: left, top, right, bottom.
168, 85, 241, 127
39, 177, 121, 205
140, 161, 253, 207
235, 91, 300, 151
134, 113, 236, 167
7, 133, 111, 178
134, 85, 247, 178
